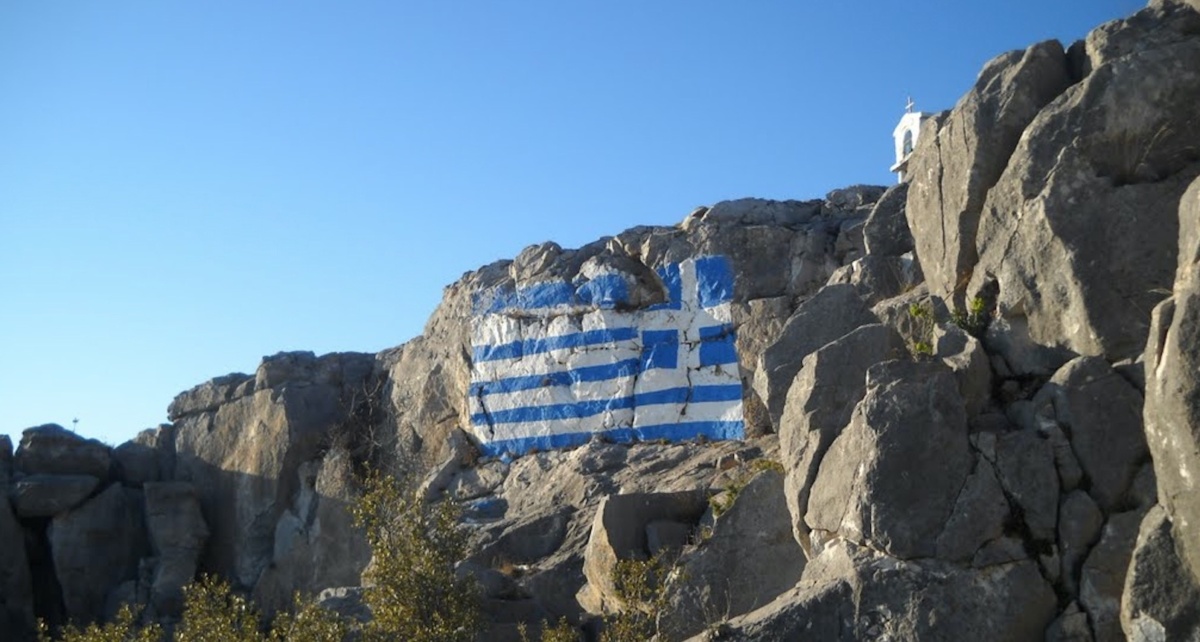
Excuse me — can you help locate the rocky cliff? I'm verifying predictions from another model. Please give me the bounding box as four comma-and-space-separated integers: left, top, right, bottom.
5, 2, 1200, 640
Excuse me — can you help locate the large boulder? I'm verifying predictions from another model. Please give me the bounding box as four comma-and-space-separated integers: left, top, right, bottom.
577, 490, 708, 614
1121, 506, 1200, 641
708, 540, 1056, 642
662, 470, 804, 640
48, 484, 150, 624
14, 424, 111, 480
171, 351, 377, 591
1033, 356, 1148, 513
805, 360, 971, 559
862, 183, 913, 257
752, 285, 879, 431
11, 474, 100, 518
144, 482, 208, 617
1142, 176, 1200, 583
777, 324, 907, 553
1081, 510, 1149, 642
0, 497, 33, 640
969, 5, 1200, 373
906, 40, 1071, 305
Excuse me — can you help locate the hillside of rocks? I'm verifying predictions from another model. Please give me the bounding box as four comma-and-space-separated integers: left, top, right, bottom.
4, 1, 1200, 640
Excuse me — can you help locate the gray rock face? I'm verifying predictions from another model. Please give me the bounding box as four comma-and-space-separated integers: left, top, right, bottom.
805, 360, 971, 559
0, 497, 34, 640
1142, 175, 1200, 583
113, 425, 175, 487
1121, 506, 1200, 641
777, 324, 907, 553
991, 430, 1059, 542
906, 40, 1071, 305
753, 285, 879, 431
934, 457, 1010, 564
49, 484, 150, 624
1082, 510, 1149, 642
1034, 356, 1148, 512
144, 482, 208, 617
15, 424, 111, 480
711, 541, 1056, 642
969, 7, 1200, 372
11, 474, 100, 518
862, 183, 912, 257
171, 351, 377, 591
663, 470, 805, 640
578, 489, 708, 614
1059, 490, 1104, 596
826, 255, 921, 306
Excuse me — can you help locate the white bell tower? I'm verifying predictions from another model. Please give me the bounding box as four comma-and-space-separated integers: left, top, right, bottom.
890, 97, 929, 183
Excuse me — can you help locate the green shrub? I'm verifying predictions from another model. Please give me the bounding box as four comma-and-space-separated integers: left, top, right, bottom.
352, 470, 483, 642
602, 556, 673, 642
949, 296, 989, 338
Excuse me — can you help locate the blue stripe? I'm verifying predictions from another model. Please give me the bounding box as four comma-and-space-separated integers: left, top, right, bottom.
476, 420, 746, 456
648, 263, 683, 311
470, 359, 641, 397
470, 384, 743, 426
696, 256, 735, 308
473, 327, 639, 362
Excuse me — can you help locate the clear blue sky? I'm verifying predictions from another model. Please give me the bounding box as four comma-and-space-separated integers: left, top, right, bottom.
0, 1, 1143, 448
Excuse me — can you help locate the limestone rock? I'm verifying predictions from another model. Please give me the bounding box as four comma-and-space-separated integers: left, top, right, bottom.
777, 324, 907, 553
662, 470, 805, 639
172, 351, 377, 590
1046, 602, 1096, 642
1059, 490, 1104, 597
113, 425, 175, 487
753, 285, 879, 430
15, 424, 111, 480
826, 255, 921, 306
709, 541, 1056, 642
991, 429, 1059, 542
0, 496, 34, 640
578, 490, 708, 614
805, 360, 971, 559
969, 9, 1200, 372
166, 372, 254, 420
934, 458, 1011, 564
11, 474, 100, 518
906, 40, 1071, 304
1142, 176, 1200, 581
1034, 356, 1148, 512
49, 484, 150, 624
1081, 510, 1149, 642
1121, 506, 1200, 641
935, 324, 993, 418
144, 482, 208, 617
862, 183, 912, 257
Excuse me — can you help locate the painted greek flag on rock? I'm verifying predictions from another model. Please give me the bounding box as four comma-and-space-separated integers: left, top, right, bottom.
469, 255, 744, 457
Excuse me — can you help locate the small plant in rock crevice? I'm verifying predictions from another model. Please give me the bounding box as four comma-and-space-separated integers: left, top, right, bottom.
907, 301, 936, 358
950, 296, 990, 338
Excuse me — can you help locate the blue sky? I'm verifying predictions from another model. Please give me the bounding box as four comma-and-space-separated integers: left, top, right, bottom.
0, 1, 1143, 448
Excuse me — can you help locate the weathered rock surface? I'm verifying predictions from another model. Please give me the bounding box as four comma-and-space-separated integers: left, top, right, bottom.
11, 474, 101, 518
1141, 175, 1200, 584
753, 285, 879, 430
15, 424, 111, 480
1033, 356, 1148, 512
0, 497, 34, 639
708, 540, 1056, 642
48, 484, 150, 624
805, 360, 971, 559
862, 182, 912, 257
1121, 506, 1200, 641
1082, 510, 1148, 642
171, 351, 377, 591
906, 40, 1071, 304
578, 489, 708, 614
662, 469, 804, 639
778, 324, 907, 553
969, 5, 1200, 373
144, 482, 208, 617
